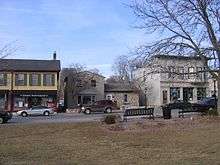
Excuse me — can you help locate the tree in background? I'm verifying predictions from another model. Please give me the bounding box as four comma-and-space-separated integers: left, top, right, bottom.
112, 55, 143, 82
0, 41, 18, 59
129, 0, 220, 113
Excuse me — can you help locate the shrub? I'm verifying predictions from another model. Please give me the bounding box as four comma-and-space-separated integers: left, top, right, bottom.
207, 108, 219, 116
103, 115, 117, 125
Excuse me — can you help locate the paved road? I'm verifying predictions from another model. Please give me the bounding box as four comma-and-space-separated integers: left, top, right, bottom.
7, 112, 122, 125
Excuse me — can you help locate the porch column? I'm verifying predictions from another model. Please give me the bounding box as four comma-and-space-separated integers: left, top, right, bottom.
180, 87, 183, 101
193, 88, 197, 103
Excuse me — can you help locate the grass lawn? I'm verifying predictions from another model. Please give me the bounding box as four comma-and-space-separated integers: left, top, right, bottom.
0, 117, 220, 165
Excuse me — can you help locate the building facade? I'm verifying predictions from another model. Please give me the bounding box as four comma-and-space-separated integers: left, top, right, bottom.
61, 69, 105, 108
133, 55, 211, 107
104, 83, 139, 108
0, 58, 60, 111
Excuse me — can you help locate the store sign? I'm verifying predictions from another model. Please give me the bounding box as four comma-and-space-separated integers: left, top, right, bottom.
20, 94, 49, 97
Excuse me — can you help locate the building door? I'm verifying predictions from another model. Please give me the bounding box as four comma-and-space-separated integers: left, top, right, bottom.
183, 88, 194, 102
162, 91, 168, 104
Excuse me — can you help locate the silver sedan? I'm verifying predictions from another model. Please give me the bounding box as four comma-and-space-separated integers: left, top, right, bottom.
17, 106, 54, 117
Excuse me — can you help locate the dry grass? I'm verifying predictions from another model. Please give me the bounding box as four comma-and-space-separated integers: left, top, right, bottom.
0, 117, 220, 165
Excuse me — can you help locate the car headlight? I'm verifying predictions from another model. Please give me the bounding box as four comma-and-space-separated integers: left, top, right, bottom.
81, 107, 85, 110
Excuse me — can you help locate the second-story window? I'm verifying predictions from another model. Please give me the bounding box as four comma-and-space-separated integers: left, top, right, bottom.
0, 73, 7, 86
43, 74, 55, 86
188, 67, 195, 79
15, 73, 27, 86
178, 67, 184, 80
29, 74, 41, 86
168, 66, 175, 79
124, 94, 128, 103
196, 67, 203, 80
91, 80, 96, 87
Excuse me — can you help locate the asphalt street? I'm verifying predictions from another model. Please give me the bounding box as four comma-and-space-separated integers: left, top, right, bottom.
7, 112, 122, 125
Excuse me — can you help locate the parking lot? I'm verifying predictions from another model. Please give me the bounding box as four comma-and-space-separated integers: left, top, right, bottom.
7, 112, 122, 125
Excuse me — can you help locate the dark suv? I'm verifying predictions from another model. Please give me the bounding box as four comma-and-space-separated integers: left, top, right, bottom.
81, 100, 117, 114
0, 111, 13, 124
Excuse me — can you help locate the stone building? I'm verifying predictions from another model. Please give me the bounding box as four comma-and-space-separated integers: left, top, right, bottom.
61, 69, 105, 108
104, 83, 139, 108
133, 55, 212, 107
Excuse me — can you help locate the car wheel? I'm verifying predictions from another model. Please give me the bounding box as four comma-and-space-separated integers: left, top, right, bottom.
85, 109, 91, 114
21, 112, 28, 117
44, 111, 50, 116
0, 117, 4, 124
105, 107, 112, 113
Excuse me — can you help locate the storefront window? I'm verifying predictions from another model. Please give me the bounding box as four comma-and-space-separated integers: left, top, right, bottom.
170, 87, 180, 102
0, 95, 5, 109
14, 97, 26, 108
183, 88, 194, 102
197, 88, 206, 100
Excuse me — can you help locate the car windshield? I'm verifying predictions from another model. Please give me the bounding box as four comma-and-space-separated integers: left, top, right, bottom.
32, 106, 47, 109
198, 98, 214, 104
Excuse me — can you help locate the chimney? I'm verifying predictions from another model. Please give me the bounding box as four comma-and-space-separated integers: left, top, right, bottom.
53, 51, 57, 60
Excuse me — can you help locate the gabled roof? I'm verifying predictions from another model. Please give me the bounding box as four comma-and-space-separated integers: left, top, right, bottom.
0, 59, 61, 71
104, 83, 139, 93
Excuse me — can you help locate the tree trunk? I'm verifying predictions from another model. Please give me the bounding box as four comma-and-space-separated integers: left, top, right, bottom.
217, 77, 220, 115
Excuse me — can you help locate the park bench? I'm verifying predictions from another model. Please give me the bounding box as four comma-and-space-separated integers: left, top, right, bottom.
123, 107, 154, 122
178, 109, 206, 118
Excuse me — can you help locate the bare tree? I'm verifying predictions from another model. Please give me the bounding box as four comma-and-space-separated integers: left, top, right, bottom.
113, 55, 132, 81
129, 0, 220, 113
0, 41, 18, 59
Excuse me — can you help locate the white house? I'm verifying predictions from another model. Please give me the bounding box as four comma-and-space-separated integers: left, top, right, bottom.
133, 55, 214, 107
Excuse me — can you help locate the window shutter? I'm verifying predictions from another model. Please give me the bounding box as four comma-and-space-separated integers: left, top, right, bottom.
3, 74, 7, 86
29, 74, 33, 86
43, 74, 46, 86
52, 74, 55, 86
38, 74, 41, 86
24, 74, 27, 86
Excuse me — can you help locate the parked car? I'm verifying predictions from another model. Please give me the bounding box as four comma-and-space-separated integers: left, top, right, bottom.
162, 97, 217, 112
57, 102, 66, 113
17, 106, 54, 117
81, 100, 117, 114
192, 97, 217, 111
162, 100, 193, 111
0, 111, 13, 124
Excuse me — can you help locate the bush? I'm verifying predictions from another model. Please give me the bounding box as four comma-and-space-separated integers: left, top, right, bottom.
207, 108, 219, 116
103, 115, 117, 125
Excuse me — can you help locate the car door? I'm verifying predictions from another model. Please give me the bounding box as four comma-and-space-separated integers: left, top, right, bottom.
31, 106, 42, 115
92, 101, 103, 112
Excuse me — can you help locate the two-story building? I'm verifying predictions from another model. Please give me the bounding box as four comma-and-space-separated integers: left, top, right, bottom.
61, 69, 105, 108
133, 55, 211, 107
0, 58, 60, 111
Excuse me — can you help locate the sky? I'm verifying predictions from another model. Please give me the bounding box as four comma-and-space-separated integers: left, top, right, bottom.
0, 0, 151, 77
